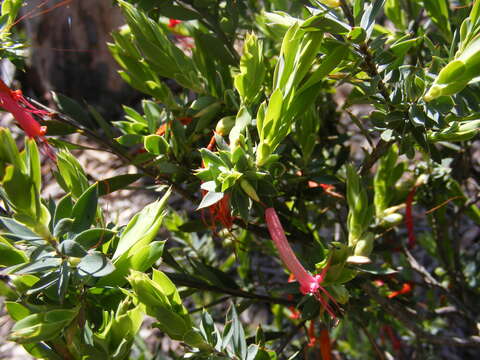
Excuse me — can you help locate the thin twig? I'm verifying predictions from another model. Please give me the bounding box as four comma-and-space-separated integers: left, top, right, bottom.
362, 283, 480, 347
402, 245, 475, 318
360, 139, 394, 176
165, 272, 294, 306
189, 296, 230, 313
276, 320, 307, 356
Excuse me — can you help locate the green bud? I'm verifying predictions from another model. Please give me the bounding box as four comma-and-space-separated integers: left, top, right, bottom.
215, 116, 236, 136
68, 257, 82, 267
240, 179, 261, 203
347, 27, 366, 43
316, 0, 340, 7
425, 37, 480, 101
428, 120, 480, 142
189, 96, 216, 112
127, 270, 170, 309
328, 242, 349, 265
353, 233, 374, 257
380, 213, 403, 226
255, 142, 271, 167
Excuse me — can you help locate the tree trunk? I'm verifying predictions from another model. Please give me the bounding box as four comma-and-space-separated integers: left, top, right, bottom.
22, 0, 132, 118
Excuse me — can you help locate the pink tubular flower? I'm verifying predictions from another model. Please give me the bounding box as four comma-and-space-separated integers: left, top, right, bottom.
0, 79, 55, 160
265, 207, 339, 318
405, 187, 416, 248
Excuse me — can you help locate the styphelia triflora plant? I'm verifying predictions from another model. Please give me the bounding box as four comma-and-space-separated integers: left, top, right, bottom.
1, 0, 480, 359
265, 207, 340, 319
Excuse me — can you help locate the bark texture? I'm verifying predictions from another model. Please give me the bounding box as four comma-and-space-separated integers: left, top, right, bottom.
22, 0, 132, 117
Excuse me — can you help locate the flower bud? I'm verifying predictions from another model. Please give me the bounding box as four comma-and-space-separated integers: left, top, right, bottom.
316, 0, 340, 7
240, 179, 261, 203
380, 213, 404, 227
215, 116, 236, 136
353, 233, 374, 257
256, 142, 271, 167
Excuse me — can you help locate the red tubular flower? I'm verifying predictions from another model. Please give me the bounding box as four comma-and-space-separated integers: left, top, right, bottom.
168, 19, 182, 28
387, 283, 412, 299
307, 321, 317, 347
200, 192, 233, 230
199, 133, 233, 230
296, 170, 343, 199
306, 322, 332, 360
0, 79, 55, 160
405, 187, 416, 248
319, 328, 332, 360
156, 117, 192, 136
382, 325, 402, 352
209, 193, 233, 230
265, 207, 339, 318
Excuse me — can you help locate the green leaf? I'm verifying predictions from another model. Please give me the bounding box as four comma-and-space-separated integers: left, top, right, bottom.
199, 310, 221, 349
87, 105, 114, 138
59, 240, 87, 257
234, 33, 266, 105
354, 263, 397, 275
384, 0, 407, 30
53, 218, 74, 238
57, 261, 70, 301
0, 236, 27, 266
97, 173, 143, 196
224, 305, 247, 359
41, 119, 77, 136
299, 42, 349, 93
423, 0, 451, 38
0, 127, 23, 171
25, 139, 41, 193
53, 194, 73, 226
144, 134, 169, 155
71, 183, 98, 233
143, 100, 162, 133
200, 149, 226, 170
77, 252, 115, 277
2, 166, 38, 221
229, 107, 252, 148
117, 0, 203, 93
197, 191, 224, 210
302, 13, 351, 34
73, 228, 116, 249
0, 217, 42, 241
9, 308, 79, 344
116, 134, 144, 146
51, 92, 93, 128
56, 151, 89, 199
5, 302, 30, 321
151, 269, 183, 307
112, 188, 171, 260
15, 257, 62, 275
97, 241, 165, 287
158, 4, 199, 20
360, 0, 386, 39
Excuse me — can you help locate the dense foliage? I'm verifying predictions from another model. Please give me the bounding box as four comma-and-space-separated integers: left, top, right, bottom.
0, 0, 480, 359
